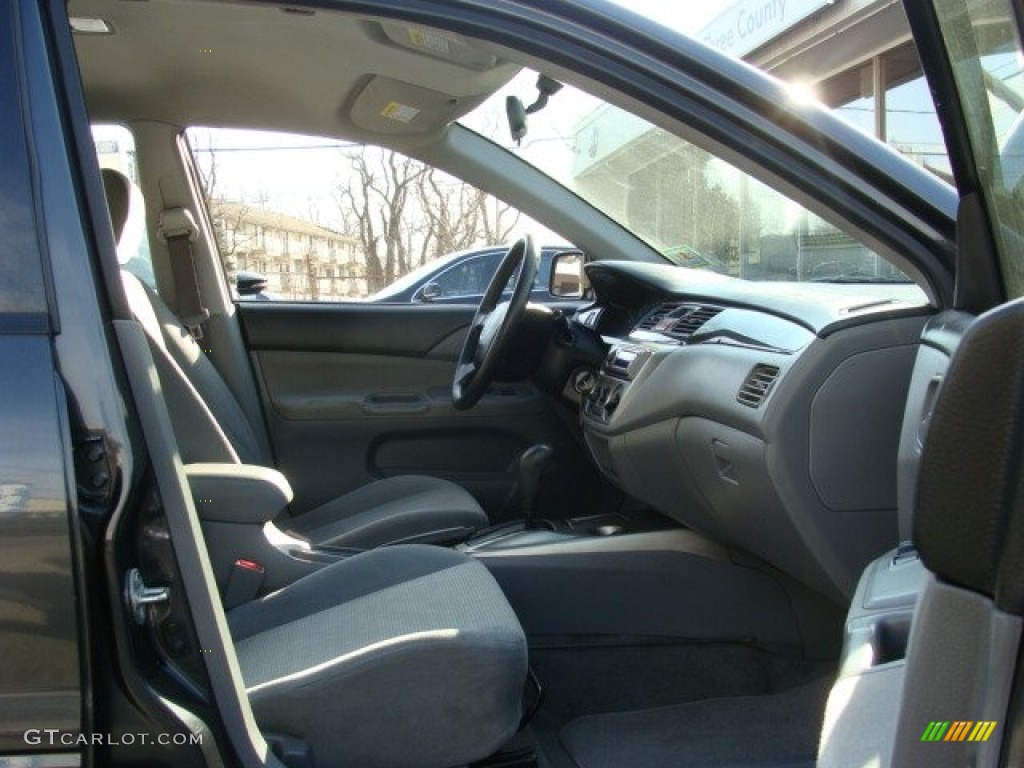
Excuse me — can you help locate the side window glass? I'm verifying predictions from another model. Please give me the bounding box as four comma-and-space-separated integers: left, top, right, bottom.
92, 124, 156, 289
0, 16, 46, 316
186, 127, 564, 303
429, 252, 504, 299
825, 41, 952, 181
933, 0, 1024, 297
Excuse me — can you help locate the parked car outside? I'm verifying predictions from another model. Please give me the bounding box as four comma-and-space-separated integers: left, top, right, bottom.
234, 270, 277, 301
364, 244, 578, 304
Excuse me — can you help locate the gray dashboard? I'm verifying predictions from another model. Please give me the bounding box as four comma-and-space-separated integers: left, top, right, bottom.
576, 261, 938, 600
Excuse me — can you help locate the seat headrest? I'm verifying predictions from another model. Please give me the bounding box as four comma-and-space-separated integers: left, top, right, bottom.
100, 168, 145, 265
914, 298, 1024, 615
102, 168, 131, 243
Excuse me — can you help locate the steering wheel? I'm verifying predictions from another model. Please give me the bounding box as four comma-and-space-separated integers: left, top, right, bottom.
452, 236, 539, 410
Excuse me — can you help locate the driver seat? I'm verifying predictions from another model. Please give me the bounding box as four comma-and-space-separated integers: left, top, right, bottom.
103, 169, 488, 550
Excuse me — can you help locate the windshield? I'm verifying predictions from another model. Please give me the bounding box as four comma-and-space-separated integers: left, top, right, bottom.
460, 73, 922, 294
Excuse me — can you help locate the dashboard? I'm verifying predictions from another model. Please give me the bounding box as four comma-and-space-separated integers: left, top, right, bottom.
572, 260, 937, 601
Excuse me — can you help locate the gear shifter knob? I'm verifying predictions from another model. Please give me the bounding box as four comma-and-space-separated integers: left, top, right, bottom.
518, 444, 554, 524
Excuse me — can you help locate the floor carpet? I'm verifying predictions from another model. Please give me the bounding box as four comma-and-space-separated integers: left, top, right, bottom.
559, 676, 831, 768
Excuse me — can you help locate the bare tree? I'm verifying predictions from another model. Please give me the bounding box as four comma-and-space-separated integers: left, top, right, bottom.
192, 128, 219, 204
478, 193, 521, 245
337, 146, 529, 293
417, 171, 486, 258
337, 148, 431, 292
191, 132, 251, 269
211, 204, 257, 269
302, 245, 320, 301
190, 130, 268, 272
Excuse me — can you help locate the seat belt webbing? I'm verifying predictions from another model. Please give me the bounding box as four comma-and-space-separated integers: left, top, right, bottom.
159, 207, 209, 339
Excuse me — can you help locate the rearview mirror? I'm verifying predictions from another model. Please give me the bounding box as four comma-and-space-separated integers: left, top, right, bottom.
506, 96, 527, 144
549, 250, 588, 299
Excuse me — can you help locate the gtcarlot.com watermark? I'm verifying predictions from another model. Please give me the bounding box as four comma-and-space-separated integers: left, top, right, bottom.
24, 729, 202, 747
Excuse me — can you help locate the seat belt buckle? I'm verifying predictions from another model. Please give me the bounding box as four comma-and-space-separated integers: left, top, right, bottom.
182, 311, 211, 340
158, 207, 199, 242
223, 558, 265, 609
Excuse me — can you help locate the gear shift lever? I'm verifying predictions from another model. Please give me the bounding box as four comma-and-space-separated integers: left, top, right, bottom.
518, 444, 554, 527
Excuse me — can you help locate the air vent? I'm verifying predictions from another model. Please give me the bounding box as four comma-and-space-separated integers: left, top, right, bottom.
634, 302, 721, 340
635, 302, 684, 331
664, 306, 722, 340
737, 364, 780, 408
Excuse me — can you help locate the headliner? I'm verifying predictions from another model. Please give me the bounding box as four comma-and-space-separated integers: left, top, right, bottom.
70, 0, 521, 145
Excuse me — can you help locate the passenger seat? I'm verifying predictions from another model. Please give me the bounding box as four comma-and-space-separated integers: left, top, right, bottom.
818, 299, 1024, 767
102, 168, 488, 552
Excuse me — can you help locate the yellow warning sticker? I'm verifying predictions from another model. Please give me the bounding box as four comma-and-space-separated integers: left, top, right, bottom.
380, 102, 421, 123
409, 27, 451, 54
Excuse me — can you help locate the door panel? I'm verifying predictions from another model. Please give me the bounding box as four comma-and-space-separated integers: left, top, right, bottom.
241, 302, 476, 356
239, 302, 605, 521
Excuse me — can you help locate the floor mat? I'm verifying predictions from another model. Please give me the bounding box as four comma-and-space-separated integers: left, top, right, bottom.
559, 677, 830, 768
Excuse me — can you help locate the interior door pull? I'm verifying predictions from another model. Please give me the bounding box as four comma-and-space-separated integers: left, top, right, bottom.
362, 393, 429, 414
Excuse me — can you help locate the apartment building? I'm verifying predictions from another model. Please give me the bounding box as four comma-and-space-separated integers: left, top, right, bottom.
212, 202, 367, 300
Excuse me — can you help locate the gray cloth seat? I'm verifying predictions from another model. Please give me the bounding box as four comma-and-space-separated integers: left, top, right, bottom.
283, 473, 487, 548
103, 169, 487, 551
818, 298, 1024, 767
228, 544, 527, 767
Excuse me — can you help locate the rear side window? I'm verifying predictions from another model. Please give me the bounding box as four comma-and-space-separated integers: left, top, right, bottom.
91, 124, 156, 289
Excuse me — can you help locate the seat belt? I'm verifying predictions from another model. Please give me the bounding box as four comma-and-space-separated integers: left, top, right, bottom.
158, 207, 210, 339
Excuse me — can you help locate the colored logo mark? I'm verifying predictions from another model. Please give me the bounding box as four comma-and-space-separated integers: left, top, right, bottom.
921, 721, 997, 742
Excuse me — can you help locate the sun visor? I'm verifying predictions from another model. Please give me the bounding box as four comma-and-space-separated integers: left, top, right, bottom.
377, 22, 500, 71
348, 76, 471, 136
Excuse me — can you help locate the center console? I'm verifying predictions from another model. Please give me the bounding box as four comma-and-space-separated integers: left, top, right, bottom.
459, 509, 671, 553
817, 546, 925, 767
836, 545, 924, 676
582, 344, 651, 424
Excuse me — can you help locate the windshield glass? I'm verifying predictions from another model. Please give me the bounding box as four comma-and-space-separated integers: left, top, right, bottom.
460, 74, 924, 297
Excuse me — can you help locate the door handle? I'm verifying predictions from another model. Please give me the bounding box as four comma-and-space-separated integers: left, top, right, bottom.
361, 393, 429, 414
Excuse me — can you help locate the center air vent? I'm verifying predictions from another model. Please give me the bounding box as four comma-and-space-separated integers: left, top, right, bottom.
665, 306, 722, 340
635, 302, 684, 331
635, 302, 722, 341
737, 364, 780, 408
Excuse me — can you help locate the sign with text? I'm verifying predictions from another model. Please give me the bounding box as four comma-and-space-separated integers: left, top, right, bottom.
699, 0, 837, 58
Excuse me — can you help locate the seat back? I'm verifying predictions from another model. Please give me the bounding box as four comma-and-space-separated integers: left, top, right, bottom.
819, 299, 1024, 767
887, 298, 1024, 767
101, 168, 269, 467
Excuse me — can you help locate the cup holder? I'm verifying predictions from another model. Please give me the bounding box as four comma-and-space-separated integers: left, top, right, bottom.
872, 615, 912, 665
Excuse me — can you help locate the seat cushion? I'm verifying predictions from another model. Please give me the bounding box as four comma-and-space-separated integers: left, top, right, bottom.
283, 474, 488, 549
229, 545, 527, 768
